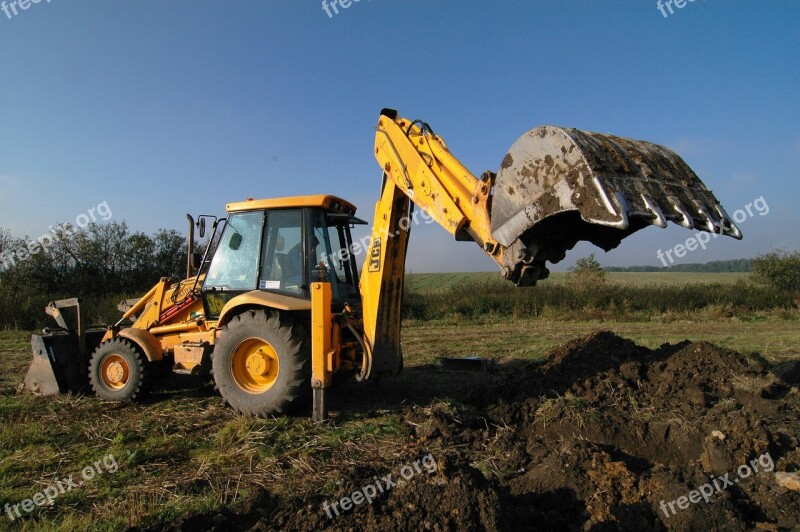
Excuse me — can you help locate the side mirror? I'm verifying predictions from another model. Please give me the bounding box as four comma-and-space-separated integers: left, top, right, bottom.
276, 235, 285, 252
198, 218, 206, 239
228, 233, 242, 251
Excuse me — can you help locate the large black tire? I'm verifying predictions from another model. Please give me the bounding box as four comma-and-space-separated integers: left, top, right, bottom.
212, 309, 309, 417
89, 338, 152, 402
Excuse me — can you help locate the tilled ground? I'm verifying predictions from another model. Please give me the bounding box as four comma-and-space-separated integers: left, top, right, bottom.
141, 332, 800, 531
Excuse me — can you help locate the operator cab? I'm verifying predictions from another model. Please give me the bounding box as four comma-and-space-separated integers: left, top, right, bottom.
201, 195, 366, 319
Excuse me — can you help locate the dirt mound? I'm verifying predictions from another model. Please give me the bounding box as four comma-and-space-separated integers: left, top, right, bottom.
145, 332, 800, 531
500, 333, 800, 530
541, 330, 647, 380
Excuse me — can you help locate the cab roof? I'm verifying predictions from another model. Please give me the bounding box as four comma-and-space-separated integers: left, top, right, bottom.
226, 195, 358, 215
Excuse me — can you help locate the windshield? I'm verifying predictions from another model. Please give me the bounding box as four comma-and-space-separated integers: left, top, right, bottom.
203, 211, 264, 291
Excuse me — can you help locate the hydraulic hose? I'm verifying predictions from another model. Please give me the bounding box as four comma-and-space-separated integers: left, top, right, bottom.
347, 321, 373, 382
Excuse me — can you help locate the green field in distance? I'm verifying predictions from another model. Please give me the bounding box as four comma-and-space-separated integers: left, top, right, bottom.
406, 272, 750, 292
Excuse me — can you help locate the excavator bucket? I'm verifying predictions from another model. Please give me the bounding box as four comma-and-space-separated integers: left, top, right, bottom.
22, 299, 105, 395
490, 126, 742, 285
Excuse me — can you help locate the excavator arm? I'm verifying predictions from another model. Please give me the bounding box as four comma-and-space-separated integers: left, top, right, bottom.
359, 108, 741, 380
358, 109, 505, 378
371, 109, 499, 249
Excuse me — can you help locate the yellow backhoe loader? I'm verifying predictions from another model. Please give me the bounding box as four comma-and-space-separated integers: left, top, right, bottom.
23, 109, 741, 421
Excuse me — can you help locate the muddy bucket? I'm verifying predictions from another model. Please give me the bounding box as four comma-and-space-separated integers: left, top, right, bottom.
491, 126, 741, 285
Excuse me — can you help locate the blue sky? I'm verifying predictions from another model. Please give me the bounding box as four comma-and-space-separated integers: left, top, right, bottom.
1, 1, 798, 272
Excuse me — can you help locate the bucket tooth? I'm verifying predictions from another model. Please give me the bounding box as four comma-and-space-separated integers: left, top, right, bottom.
642, 194, 668, 228
592, 176, 619, 218
669, 196, 695, 229
692, 199, 719, 233
611, 191, 631, 230
714, 203, 743, 239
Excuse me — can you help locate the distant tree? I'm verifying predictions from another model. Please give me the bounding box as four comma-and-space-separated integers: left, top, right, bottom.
752, 249, 800, 292
0, 222, 194, 329
606, 259, 753, 273
569, 253, 606, 289
152, 229, 187, 278
0, 227, 11, 253
127, 232, 157, 290
571, 253, 606, 275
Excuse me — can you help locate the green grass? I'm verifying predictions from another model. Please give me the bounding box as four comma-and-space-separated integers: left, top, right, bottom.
401, 317, 800, 366
0, 339, 411, 530
406, 271, 751, 291
403, 272, 794, 323
599, 271, 750, 285
0, 331, 29, 358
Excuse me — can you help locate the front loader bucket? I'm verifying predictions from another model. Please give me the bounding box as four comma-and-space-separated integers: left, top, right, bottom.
491, 126, 742, 285
26, 332, 89, 394
22, 299, 105, 396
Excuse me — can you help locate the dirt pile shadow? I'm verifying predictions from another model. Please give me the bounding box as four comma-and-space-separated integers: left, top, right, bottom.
139, 332, 800, 531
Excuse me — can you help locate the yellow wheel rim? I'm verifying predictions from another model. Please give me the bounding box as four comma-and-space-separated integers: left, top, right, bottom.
100, 354, 130, 390
231, 338, 279, 394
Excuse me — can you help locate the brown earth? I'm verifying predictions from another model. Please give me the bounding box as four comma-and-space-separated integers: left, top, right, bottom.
138, 332, 800, 531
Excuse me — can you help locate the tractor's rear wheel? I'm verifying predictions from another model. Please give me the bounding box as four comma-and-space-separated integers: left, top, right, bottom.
212, 310, 309, 416
89, 338, 151, 402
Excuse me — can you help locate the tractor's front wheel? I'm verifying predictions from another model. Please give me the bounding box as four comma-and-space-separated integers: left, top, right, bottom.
89, 338, 152, 402
212, 310, 309, 417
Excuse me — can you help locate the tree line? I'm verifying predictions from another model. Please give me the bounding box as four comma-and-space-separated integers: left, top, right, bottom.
1, 220, 796, 330
605, 259, 753, 273
0, 222, 190, 329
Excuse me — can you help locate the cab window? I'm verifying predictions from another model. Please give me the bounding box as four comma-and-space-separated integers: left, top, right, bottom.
259, 209, 305, 296
311, 211, 361, 302
203, 211, 264, 291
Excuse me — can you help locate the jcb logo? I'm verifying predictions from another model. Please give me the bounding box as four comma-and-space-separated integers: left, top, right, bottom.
368, 238, 381, 272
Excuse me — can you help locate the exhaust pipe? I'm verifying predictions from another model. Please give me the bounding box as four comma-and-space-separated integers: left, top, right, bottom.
186, 214, 195, 279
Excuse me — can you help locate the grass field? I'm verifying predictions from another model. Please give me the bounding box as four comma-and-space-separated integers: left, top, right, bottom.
406, 271, 751, 291
0, 272, 797, 530
402, 317, 799, 366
